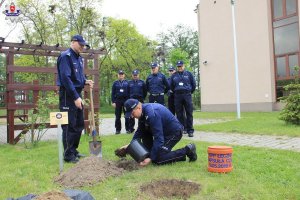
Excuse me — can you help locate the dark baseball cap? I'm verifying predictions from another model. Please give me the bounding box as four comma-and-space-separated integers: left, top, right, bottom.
150, 63, 158, 68
132, 69, 139, 75
168, 66, 175, 71
176, 60, 184, 66
71, 34, 88, 46
124, 99, 139, 118
118, 70, 125, 74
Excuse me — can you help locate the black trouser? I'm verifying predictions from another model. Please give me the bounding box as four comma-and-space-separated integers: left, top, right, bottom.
168, 94, 175, 115
168, 94, 187, 131
149, 94, 165, 105
115, 99, 130, 132
59, 89, 84, 161
140, 129, 187, 165
174, 93, 194, 134
128, 96, 144, 132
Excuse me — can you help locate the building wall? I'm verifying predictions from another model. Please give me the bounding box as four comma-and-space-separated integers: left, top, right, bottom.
198, 0, 277, 111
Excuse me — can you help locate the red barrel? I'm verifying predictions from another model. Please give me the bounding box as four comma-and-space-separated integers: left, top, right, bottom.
207, 146, 233, 173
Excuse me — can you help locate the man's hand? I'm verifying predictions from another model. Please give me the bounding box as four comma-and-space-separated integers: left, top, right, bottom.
74, 97, 83, 109
85, 80, 94, 88
139, 158, 151, 166
115, 147, 127, 157
112, 103, 116, 108
114, 144, 129, 157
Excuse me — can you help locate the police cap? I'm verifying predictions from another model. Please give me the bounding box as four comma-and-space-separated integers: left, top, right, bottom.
150, 63, 158, 68
132, 69, 139, 75
168, 66, 175, 71
124, 99, 139, 118
176, 60, 184, 67
71, 34, 88, 46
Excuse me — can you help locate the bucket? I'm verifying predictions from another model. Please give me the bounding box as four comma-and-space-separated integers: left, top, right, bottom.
207, 146, 233, 173
127, 139, 150, 163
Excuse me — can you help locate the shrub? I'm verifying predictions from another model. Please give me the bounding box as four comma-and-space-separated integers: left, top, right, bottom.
21, 92, 59, 148
279, 66, 300, 125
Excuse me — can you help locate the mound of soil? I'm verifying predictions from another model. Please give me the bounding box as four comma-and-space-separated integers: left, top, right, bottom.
54, 156, 124, 188
34, 191, 71, 200
140, 179, 200, 199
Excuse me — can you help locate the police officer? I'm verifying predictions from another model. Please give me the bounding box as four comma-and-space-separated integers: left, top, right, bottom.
167, 66, 176, 115
57, 34, 94, 163
146, 63, 169, 105
119, 99, 197, 166
127, 69, 147, 133
111, 70, 130, 134
170, 60, 196, 137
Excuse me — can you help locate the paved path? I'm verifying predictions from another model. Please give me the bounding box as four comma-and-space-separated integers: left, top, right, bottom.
1, 118, 300, 152
184, 131, 300, 152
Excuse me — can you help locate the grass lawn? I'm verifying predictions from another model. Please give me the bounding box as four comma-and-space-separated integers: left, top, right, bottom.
194, 112, 300, 137
0, 134, 299, 199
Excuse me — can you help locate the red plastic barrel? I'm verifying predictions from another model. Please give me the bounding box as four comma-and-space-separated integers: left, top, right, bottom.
207, 146, 233, 173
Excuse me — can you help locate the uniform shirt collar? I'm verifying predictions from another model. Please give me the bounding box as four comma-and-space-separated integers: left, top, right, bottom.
69, 48, 80, 58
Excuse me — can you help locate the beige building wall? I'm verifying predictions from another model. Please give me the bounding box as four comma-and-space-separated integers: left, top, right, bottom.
198, 0, 277, 111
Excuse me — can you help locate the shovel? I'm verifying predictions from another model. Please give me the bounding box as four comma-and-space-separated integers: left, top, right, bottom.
88, 87, 102, 157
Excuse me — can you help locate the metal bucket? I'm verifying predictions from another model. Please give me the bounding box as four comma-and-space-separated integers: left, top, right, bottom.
127, 139, 149, 163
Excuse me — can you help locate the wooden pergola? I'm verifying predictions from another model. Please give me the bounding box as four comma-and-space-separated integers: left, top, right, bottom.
0, 40, 105, 144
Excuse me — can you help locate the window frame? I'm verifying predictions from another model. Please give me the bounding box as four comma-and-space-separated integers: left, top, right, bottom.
273, 0, 298, 21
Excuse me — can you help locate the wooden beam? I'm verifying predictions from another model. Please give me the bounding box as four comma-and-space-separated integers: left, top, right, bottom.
0, 49, 104, 58
8, 66, 57, 73
7, 65, 99, 75
6, 84, 57, 91
0, 41, 106, 54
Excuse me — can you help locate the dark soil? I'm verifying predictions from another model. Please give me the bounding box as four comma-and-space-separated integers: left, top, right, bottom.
115, 158, 141, 171
140, 179, 201, 200
34, 191, 71, 200
53, 156, 200, 199
54, 156, 125, 188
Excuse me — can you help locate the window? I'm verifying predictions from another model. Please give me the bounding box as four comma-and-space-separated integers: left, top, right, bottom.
273, 0, 297, 19
273, 0, 284, 18
289, 54, 299, 76
274, 23, 299, 55
272, 0, 299, 99
286, 0, 297, 15
276, 56, 286, 78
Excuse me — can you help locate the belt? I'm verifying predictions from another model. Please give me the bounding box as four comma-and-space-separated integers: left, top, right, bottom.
175, 90, 190, 94
132, 95, 143, 99
116, 96, 127, 100
150, 93, 164, 96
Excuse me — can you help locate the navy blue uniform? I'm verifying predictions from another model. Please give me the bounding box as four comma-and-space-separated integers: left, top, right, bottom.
132, 103, 188, 165
146, 72, 169, 105
167, 77, 175, 115
128, 79, 147, 132
170, 70, 196, 135
57, 48, 86, 162
111, 80, 130, 133
128, 79, 147, 102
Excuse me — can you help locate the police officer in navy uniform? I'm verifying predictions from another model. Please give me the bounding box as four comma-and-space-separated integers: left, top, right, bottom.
119, 99, 197, 166
127, 69, 147, 133
170, 60, 196, 137
146, 63, 169, 105
57, 34, 94, 163
167, 66, 176, 115
111, 70, 130, 134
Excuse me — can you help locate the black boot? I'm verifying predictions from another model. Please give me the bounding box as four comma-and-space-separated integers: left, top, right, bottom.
185, 143, 197, 162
